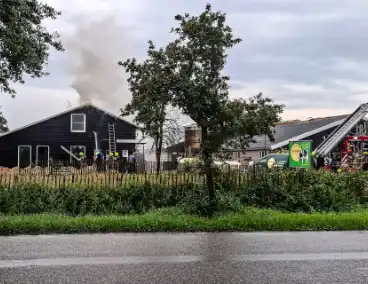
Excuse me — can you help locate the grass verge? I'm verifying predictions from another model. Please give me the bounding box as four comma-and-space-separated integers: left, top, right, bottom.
2, 207, 368, 236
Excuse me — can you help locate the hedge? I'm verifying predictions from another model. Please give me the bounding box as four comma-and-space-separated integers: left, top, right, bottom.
1, 170, 368, 215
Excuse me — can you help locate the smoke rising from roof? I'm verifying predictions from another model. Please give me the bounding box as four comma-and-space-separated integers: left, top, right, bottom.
64, 14, 132, 114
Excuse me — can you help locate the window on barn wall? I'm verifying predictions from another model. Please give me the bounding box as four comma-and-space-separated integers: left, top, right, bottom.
18, 145, 32, 168
70, 113, 86, 132
70, 145, 86, 163
260, 150, 268, 158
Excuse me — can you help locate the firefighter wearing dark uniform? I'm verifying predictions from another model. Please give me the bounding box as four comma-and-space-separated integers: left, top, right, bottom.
95, 151, 104, 172
127, 152, 136, 173
114, 152, 122, 172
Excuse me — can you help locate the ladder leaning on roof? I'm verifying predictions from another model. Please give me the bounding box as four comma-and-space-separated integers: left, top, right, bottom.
313, 103, 368, 157
108, 123, 116, 153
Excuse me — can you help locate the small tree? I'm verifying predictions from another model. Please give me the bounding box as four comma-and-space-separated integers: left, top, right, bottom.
168, 4, 284, 214
119, 41, 177, 173
0, 0, 64, 96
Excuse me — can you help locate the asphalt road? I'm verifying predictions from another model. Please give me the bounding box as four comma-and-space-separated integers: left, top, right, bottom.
2, 231, 368, 283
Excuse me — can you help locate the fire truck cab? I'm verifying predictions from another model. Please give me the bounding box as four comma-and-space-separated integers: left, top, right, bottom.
339, 136, 368, 170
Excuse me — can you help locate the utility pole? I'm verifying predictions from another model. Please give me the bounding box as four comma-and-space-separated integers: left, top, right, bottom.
264, 134, 267, 155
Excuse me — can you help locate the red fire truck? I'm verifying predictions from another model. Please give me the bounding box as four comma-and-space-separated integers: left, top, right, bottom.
313, 103, 368, 171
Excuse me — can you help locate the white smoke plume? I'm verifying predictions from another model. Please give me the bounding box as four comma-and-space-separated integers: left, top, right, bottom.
63, 14, 133, 114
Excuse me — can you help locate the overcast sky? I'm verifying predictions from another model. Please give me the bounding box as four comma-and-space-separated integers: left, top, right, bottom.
3, 0, 368, 129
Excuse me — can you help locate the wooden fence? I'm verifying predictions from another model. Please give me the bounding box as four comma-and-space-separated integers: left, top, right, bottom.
0, 170, 268, 188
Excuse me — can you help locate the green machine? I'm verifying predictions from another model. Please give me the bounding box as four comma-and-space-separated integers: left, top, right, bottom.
288, 140, 312, 169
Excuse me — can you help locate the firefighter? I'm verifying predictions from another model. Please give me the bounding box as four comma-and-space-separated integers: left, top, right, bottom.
105, 152, 112, 171
79, 152, 85, 162
114, 151, 121, 172
78, 152, 85, 170
348, 143, 354, 154
127, 151, 137, 173
95, 151, 102, 172
96, 151, 105, 172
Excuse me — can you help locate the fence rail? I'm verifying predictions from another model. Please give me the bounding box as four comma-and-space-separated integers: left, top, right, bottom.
0, 168, 275, 188
5, 159, 252, 175
9, 159, 183, 174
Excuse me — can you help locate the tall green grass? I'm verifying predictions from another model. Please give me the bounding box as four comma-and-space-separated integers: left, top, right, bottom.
2, 207, 368, 235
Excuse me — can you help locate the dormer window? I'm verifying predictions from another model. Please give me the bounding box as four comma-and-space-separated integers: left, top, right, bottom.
71, 113, 86, 132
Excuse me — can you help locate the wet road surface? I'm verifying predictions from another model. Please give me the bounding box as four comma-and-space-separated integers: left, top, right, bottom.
2, 231, 368, 283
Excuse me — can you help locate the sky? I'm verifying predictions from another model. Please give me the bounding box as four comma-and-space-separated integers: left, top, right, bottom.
3, 0, 368, 129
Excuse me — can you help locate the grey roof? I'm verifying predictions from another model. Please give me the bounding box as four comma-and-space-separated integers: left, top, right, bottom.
248, 114, 349, 150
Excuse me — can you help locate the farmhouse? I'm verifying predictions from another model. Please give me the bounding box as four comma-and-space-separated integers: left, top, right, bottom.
0, 103, 140, 168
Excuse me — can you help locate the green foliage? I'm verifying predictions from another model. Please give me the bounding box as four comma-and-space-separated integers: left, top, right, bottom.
181, 189, 242, 216
177, 158, 203, 173
117, 4, 284, 213
0, 107, 8, 133
167, 5, 284, 152
0, 0, 64, 96
168, 4, 241, 149
0, 182, 197, 215
236, 170, 360, 213
1, 170, 368, 217
119, 41, 178, 171
163, 4, 284, 212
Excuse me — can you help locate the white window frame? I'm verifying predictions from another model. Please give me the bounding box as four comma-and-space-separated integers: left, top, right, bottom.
17, 145, 32, 168
70, 145, 86, 163
122, 150, 129, 157
36, 145, 50, 167
260, 150, 268, 158
70, 113, 86, 133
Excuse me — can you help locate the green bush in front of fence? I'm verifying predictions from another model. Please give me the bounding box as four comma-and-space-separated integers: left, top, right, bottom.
1, 170, 368, 216
234, 170, 368, 213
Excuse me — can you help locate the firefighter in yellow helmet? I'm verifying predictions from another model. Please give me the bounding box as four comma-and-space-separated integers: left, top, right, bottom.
114, 152, 121, 172
79, 152, 85, 165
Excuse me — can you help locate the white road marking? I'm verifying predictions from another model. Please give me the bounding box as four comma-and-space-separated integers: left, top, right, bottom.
2, 252, 368, 268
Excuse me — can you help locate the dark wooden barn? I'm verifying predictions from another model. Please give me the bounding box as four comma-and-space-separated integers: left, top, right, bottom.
0, 103, 140, 168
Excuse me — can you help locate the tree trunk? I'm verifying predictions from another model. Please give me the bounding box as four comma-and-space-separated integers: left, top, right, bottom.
155, 109, 166, 174
156, 148, 162, 173
201, 127, 216, 216
155, 131, 164, 173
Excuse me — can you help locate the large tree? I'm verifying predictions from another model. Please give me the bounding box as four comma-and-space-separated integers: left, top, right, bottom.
119, 41, 177, 173
0, 0, 64, 96
168, 4, 284, 214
